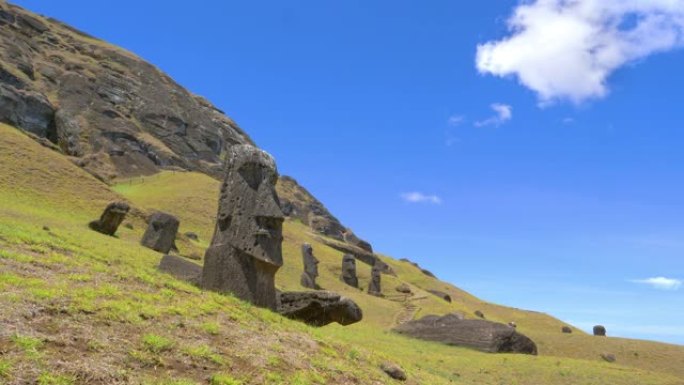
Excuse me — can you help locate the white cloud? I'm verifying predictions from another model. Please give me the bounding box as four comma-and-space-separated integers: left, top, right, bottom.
475, 103, 513, 127
448, 115, 465, 127
632, 277, 682, 291
400, 192, 442, 205
476, 0, 684, 104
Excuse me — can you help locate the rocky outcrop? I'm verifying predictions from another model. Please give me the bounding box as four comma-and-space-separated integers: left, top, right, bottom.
277, 291, 363, 327
0, 2, 252, 181
201, 146, 284, 310
88, 201, 129, 236
317, 236, 394, 275
394, 314, 538, 355
141, 212, 179, 254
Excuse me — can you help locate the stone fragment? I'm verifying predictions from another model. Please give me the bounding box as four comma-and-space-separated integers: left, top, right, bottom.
474, 310, 485, 319
427, 290, 452, 303
340, 254, 358, 288
184, 232, 199, 241
300, 243, 319, 289
277, 291, 362, 327
89, 201, 129, 236
394, 314, 538, 355
201, 145, 284, 310
562, 326, 573, 334
141, 212, 180, 254
601, 353, 616, 363
380, 362, 407, 381
395, 283, 412, 294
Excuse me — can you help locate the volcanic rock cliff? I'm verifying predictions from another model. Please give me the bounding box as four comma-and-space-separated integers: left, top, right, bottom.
0, 1, 373, 252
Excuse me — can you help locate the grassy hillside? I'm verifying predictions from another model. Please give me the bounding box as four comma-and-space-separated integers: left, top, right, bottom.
1, 122, 683, 384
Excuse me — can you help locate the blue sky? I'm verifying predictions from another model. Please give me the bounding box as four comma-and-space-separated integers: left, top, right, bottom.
14, 0, 684, 344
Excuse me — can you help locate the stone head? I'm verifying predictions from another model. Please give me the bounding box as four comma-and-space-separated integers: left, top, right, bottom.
212, 145, 284, 267
302, 243, 319, 277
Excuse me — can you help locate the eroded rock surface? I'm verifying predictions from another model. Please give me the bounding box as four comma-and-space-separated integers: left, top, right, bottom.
277, 291, 362, 327
201, 145, 284, 310
157, 254, 202, 285
394, 314, 538, 355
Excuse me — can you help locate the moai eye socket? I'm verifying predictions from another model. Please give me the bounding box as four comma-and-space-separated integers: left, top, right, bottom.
238, 162, 265, 190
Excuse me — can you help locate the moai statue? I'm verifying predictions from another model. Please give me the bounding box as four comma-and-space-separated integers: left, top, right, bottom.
141, 212, 180, 254
300, 243, 319, 289
201, 145, 284, 310
340, 254, 358, 288
368, 263, 382, 296
89, 201, 130, 236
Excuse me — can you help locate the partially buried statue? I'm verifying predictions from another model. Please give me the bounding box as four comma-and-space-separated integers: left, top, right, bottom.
300, 243, 319, 289
201, 145, 284, 310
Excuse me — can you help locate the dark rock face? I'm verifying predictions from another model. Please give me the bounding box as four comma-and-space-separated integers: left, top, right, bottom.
343, 229, 373, 253
427, 290, 452, 303
421, 268, 436, 278
594, 325, 607, 336
88, 201, 129, 236
394, 314, 538, 355
380, 362, 407, 381
277, 291, 362, 327
300, 243, 319, 289
318, 236, 395, 275
562, 326, 573, 334
201, 145, 284, 310
157, 254, 202, 285
0, 3, 253, 181
141, 212, 180, 254
340, 254, 358, 288
368, 263, 382, 296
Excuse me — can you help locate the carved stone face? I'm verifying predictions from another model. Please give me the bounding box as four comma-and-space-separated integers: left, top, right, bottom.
302, 243, 319, 277
212, 145, 284, 267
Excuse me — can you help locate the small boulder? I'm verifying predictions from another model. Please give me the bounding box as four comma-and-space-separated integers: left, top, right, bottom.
380, 362, 407, 381
277, 291, 363, 327
508, 322, 517, 328
395, 283, 412, 294
141, 212, 180, 254
474, 310, 485, 319
157, 255, 202, 285
601, 353, 616, 363
89, 201, 129, 236
427, 289, 452, 303
593, 325, 607, 337
184, 232, 199, 241
562, 326, 573, 334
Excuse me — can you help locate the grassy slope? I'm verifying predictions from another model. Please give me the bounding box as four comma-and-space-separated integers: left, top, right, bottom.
1, 122, 683, 384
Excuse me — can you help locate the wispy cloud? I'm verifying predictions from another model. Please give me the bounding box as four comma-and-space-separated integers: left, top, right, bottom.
632, 277, 682, 291
448, 115, 465, 127
475, 103, 513, 127
400, 192, 442, 205
476, 0, 684, 104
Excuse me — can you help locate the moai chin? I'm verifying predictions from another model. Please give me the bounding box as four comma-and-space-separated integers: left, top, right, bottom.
300, 243, 319, 289
201, 145, 284, 310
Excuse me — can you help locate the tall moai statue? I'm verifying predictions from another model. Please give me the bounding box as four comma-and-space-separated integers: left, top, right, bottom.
300, 243, 320, 289
368, 263, 382, 296
340, 254, 358, 288
201, 145, 284, 310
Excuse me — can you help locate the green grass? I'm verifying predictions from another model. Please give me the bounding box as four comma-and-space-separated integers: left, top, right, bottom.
1, 122, 684, 385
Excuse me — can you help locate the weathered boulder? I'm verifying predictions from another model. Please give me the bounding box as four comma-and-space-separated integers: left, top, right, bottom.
474, 310, 485, 319
340, 254, 358, 288
427, 290, 452, 303
394, 314, 537, 355
157, 254, 202, 285
594, 325, 607, 337
368, 263, 382, 296
300, 243, 319, 289
601, 353, 616, 363
395, 283, 412, 294
141, 212, 180, 254
380, 362, 407, 381
184, 232, 199, 241
88, 201, 129, 236
201, 145, 284, 310
277, 291, 362, 327
562, 326, 573, 334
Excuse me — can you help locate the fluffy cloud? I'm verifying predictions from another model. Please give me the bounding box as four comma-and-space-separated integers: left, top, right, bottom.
400, 192, 442, 205
475, 103, 513, 127
632, 277, 682, 291
476, 0, 684, 103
